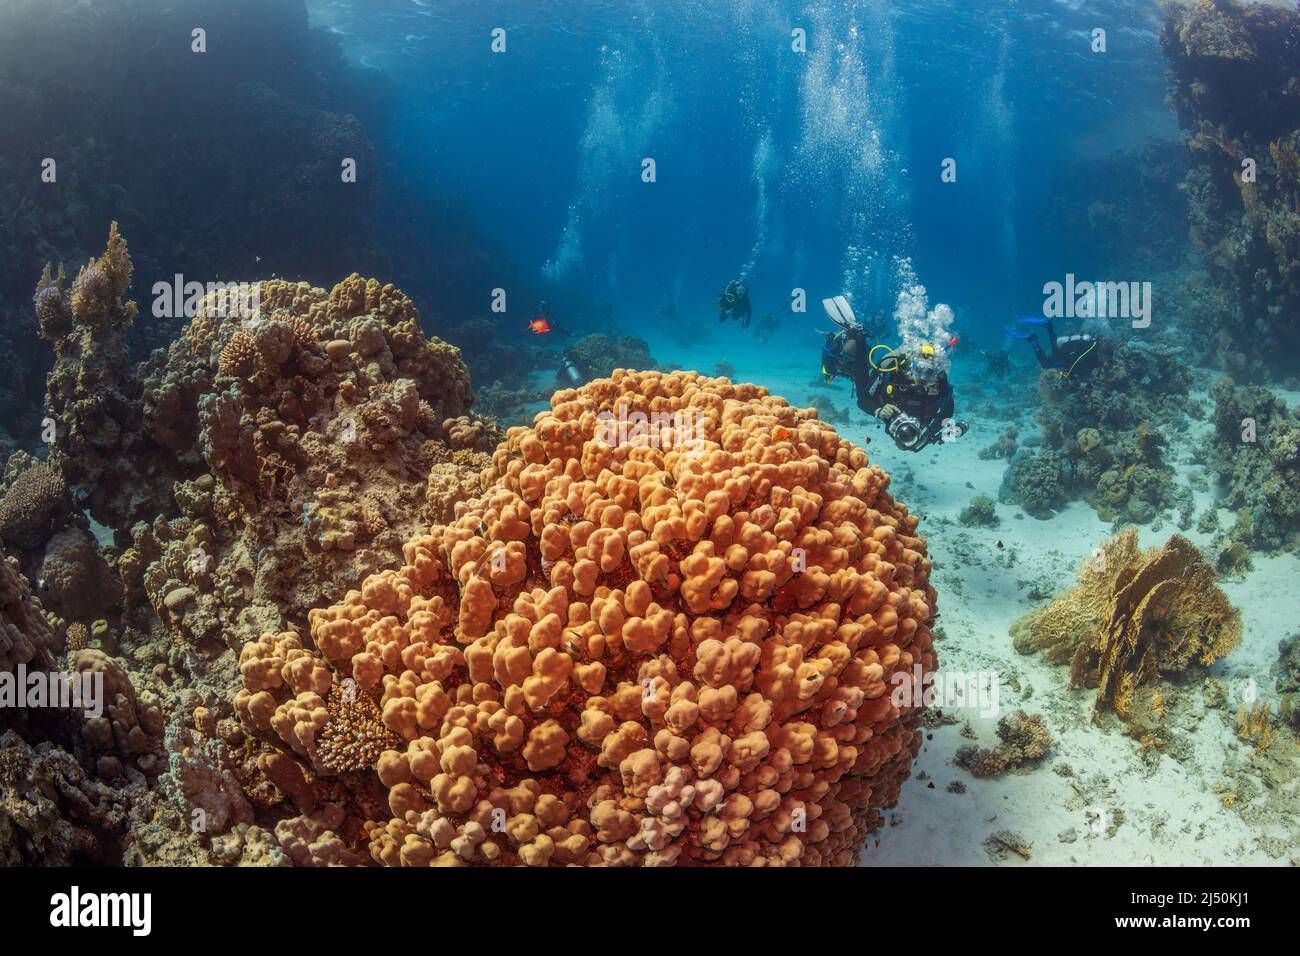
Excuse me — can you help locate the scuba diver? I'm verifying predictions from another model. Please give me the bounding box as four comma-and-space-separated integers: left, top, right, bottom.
1004, 317, 1102, 378
716, 279, 752, 329
753, 311, 780, 346
820, 295, 968, 453
977, 345, 1012, 378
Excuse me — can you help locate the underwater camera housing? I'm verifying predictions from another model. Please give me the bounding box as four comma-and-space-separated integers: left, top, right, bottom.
556, 348, 586, 388
887, 411, 926, 450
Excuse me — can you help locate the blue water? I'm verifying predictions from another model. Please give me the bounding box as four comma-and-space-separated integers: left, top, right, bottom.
309, 0, 1176, 363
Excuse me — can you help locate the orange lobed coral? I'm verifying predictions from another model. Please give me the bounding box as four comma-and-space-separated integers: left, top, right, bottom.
237, 369, 938, 866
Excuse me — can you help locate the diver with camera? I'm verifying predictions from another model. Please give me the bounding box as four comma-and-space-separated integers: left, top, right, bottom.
819, 295, 968, 453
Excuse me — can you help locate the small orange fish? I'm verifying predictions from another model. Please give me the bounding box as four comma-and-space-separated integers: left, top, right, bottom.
527, 316, 552, 335
773, 426, 791, 441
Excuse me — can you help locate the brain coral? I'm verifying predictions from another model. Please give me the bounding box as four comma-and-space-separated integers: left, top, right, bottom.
238, 369, 938, 866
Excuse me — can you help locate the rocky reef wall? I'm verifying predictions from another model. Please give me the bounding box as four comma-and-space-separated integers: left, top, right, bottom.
1, 227, 501, 864
1161, 0, 1300, 376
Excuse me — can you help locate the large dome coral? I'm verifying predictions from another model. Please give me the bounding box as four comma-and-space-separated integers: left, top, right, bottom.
237, 370, 938, 866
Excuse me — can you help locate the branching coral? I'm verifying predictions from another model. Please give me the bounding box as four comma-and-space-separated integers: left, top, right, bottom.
1014, 528, 1241, 720
315, 684, 402, 774
237, 369, 939, 866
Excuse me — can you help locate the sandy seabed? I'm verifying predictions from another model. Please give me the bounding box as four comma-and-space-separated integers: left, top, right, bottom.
640, 334, 1299, 867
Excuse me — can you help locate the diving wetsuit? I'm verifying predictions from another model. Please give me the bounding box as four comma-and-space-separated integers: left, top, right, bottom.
717, 281, 752, 329
822, 330, 965, 452
1010, 318, 1100, 375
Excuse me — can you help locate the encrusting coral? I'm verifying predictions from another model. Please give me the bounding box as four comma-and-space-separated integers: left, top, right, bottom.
237, 368, 939, 866
1013, 527, 1241, 721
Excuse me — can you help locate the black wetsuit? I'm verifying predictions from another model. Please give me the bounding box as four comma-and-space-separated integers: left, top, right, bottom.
822, 330, 964, 451
718, 282, 752, 329
1027, 320, 1100, 375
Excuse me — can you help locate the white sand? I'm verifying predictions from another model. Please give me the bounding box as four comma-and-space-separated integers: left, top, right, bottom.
645, 336, 1297, 866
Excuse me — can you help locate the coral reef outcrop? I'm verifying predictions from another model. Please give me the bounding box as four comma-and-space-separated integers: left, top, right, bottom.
0, 552, 55, 675
39, 225, 177, 531
34, 229, 495, 666
0, 545, 166, 863
10, 227, 507, 866
999, 341, 1190, 522
1207, 377, 1300, 551
237, 369, 938, 866
119, 269, 494, 660
955, 711, 1053, 778
565, 333, 665, 381
1277, 633, 1300, 733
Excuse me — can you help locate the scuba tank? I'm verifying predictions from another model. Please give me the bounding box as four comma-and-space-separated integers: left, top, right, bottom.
556, 348, 586, 387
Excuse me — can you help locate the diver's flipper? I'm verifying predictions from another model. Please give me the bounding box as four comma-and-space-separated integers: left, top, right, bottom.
1003, 325, 1032, 340
1016, 316, 1051, 326
822, 295, 863, 333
